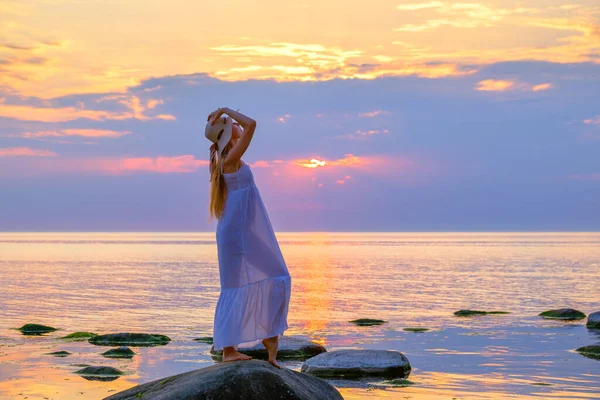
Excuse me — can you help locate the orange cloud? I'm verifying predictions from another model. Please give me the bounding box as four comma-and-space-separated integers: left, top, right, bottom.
9, 129, 131, 138
336, 179, 345, 184
531, 83, 552, 91
358, 110, 388, 118
294, 158, 328, 169
0, 95, 175, 122
0, 147, 57, 157
277, 114, 291, 124
584, 115, 600, 125
99, 155, 207, 174
476, 79, 553, 92
476, 79, 515, 91
251, 160, 273, 168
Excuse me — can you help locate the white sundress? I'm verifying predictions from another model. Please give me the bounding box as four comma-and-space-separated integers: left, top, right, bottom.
212, 160, 292, 351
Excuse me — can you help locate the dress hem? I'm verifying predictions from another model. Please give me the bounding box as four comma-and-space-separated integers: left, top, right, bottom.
214, 324, 290, 351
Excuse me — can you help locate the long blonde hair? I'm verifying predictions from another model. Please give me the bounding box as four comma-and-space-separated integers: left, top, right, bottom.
209, 142, 231, 219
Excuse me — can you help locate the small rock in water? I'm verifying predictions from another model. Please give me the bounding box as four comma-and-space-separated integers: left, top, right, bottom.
210, 336, 326, 361
104, 359, 343, 400
575, 344, 600, 360
301, 349, 411, 379
18, 323, 57, 335
193, 336, 214, 344
89, 333, 171, 347
403, 327, 430, 332
74, 366, 123, 382
454, 310, 510, 317
101, 346, 135, 358
350, 318, 386, 326
60, 332, 97, 340
46, 351, 71, 357
539, 308, 586, 321
376, 378, 415, 387
586, 312, 600, 329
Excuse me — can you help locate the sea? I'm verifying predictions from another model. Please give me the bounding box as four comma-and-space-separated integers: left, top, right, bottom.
0, 232, 599, 399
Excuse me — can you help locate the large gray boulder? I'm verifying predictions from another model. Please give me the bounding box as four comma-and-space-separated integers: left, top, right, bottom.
587, 312, 600, 329
210, 336, 326, 361
104, 360, 343, 400
301, 349, 411, 379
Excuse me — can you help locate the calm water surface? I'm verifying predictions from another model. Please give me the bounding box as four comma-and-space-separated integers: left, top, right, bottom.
0, 232, 599, 399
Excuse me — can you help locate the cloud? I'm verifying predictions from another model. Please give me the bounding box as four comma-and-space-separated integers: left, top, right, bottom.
35, 155, 208, 175
98, 155, 207, 174
531, 83, 553, 92
584, 115, 600, 125
251, 160, 273, 168
395, 2, 538, 31
0, 147, 57, 157
0, 95, 176, 122
358, 110, 388, 118
475, 79, 553, 92
397, 2, 444, 11
475, 79, 515, 91
277, 114, 291, 124
335, 129, 390, 140
7, 129, 132, 139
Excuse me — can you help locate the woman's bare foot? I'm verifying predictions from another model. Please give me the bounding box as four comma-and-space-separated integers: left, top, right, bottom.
222, 346, 252, 362
262, 336, 280, 368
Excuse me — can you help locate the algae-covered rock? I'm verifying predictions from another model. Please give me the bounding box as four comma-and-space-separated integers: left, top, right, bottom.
18, 323, 57, 335
539, 309, 586, 321
454, 310, 510, 317
101, 346, 135, 358
193, 336, 214, 344
89, 333, 171, 347
75, 366, 123, 382
46, 351, 71, 357
575, 344, 600, 360
350, 318, 386, 326
60, 332, 98, 340
403, 327, 430, 332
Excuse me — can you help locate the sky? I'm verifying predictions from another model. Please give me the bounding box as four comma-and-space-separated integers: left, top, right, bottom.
0, 0, 599, 232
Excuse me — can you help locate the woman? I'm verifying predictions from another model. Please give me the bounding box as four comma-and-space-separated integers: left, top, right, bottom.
205, 107, 292, 368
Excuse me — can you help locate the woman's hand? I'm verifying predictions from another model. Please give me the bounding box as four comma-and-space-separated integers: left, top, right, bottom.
207, 107, 229, 125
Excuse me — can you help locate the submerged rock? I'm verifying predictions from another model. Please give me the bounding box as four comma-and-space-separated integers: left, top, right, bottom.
210, 336, 326, 361
104, 359, 343, 400
18, 323, 57, 335
75, 366, 123, 382
349, 318, 386, 326
46, 351, 71, 357
89, 333, 171, 347
539, 309, 586, 321
454, 310, 510, 317
60, 332, 98, 340
301, 349, 411, 379
575, 344, 600, 360
193, 336, 214, 344
403, 327, 430, 332
101, 346, 135, 358
586, 312, 600, 329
